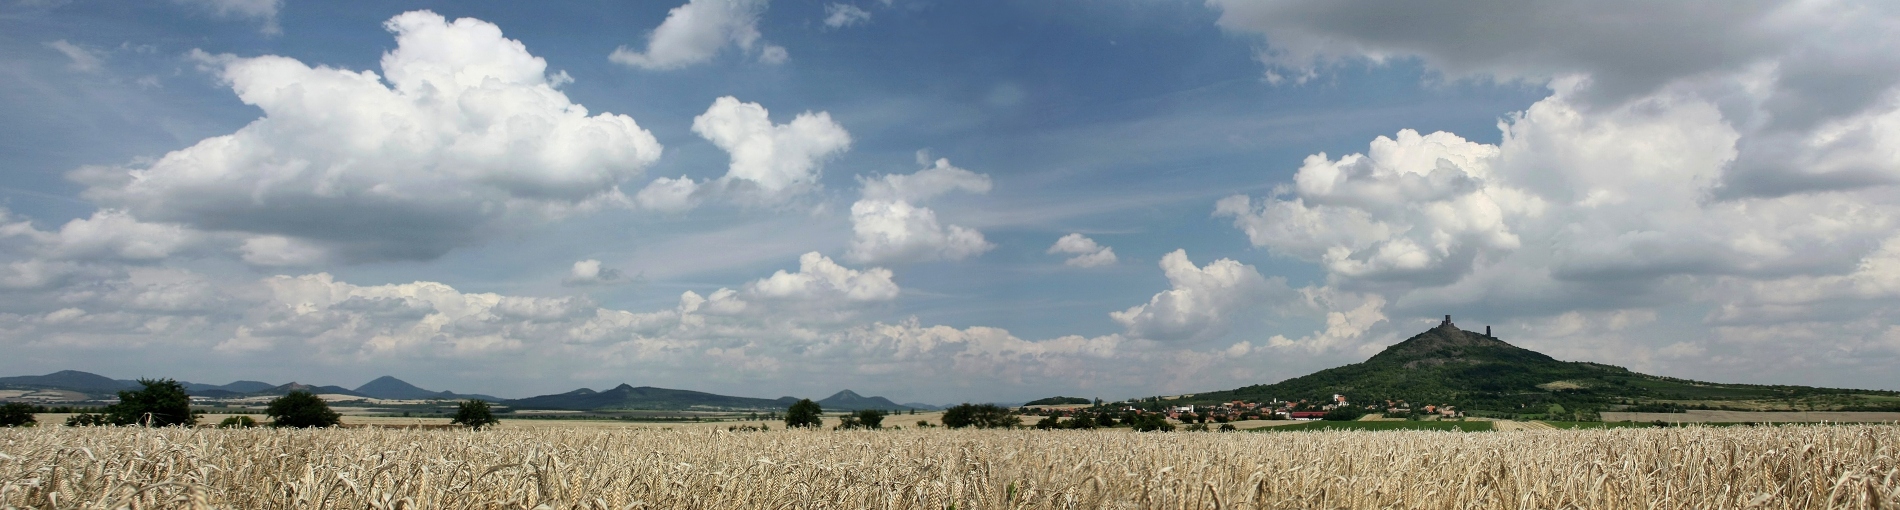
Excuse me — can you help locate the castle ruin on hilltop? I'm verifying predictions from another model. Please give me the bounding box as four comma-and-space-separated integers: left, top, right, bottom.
1440, 315, 1493, 338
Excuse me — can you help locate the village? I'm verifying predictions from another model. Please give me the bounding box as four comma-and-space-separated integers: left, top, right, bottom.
1022, 394, 1465, 425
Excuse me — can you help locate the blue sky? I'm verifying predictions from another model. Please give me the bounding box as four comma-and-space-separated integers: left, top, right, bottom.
3, 0, 1897, 403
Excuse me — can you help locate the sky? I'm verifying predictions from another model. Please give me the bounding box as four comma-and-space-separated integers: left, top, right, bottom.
2, 0, 1897, 404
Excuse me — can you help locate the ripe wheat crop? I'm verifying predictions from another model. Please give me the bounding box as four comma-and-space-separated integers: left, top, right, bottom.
2, 424, 1895, 509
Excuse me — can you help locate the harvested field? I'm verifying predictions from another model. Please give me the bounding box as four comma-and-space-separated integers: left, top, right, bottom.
4, 425, 1898, 508
1602, 410, 1900, 424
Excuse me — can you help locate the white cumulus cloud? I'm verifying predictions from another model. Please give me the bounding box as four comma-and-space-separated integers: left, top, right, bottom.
848, 158, 993, 264
76, 11, 664, 264
691, 96, 851, 203
1047, 233, 1117, 268
824, 4, 872, 28
609, 0, 775, 70
1111, 249, 1287, 341
747, 251, 898, 302
564, 259, 630, 287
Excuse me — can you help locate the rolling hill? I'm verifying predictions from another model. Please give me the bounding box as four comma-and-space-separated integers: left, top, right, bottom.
1178, 318, 1900, 416
0, 370, 135, 393
507, 384, 798, 411
353, 376, 501, 401
816, 390, 911, 411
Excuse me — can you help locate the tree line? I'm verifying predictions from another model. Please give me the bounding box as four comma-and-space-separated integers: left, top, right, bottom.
0, 379, 502, 429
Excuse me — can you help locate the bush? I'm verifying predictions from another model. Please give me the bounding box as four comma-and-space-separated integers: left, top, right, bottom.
109, 379, 200, 427
785, 399, 823, 428
66, 413, 111, 426
1219, 423, 1238, 432
1034, 416, 1061, 430
0, 403, 38, 427
266, 390, 341, 428
218, 416, 259, 428
451, 400, 500, 430
941, 403, 1020, 429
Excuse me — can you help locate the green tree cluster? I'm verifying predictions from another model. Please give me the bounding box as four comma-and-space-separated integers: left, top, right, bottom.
1127, 413, 1174, 432
65, 379, 200, 427
0, 403, 39, 427
1322, 407, 1366, 421
266, 390, 341, 428
784, 399, 823, 428
836, 409, 886, 430
941, 403, 1020, 429
451, 399, 500, 430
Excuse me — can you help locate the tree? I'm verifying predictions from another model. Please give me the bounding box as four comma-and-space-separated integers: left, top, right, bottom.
451, 399, 501, 430
1034, 415, 1061, 430
266, 390, 341, 428
941, 403, 1021, 429
0, 403, 38, 427
218, 416, 258, 428
854, 409, 885, 429
785, 399, 823, 428
109, 379, 199, 427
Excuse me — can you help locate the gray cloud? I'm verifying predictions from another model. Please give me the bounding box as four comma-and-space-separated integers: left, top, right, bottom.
1208, 0, 1900, 199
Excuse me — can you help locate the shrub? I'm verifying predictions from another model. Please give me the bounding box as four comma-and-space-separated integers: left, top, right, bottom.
266, 391, 341, 428
65, 413, 111, 426
451, 400, 501, 430
108, 379, 200, 427
0, 403, 38, 427
784, 399, 823, 428
218, 416, 259, 428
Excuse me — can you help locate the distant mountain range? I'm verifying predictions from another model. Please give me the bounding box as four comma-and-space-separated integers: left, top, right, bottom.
0, 370, 927, 411
0, 371, 497, 401
506, 386, 922, 412
1173, 319, 1900, 414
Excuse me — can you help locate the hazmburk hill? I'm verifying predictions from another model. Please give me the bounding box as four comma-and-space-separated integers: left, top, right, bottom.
1174, 317, 1900, 416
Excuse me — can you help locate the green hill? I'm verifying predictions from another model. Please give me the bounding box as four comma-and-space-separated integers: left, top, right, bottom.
1180, 319, 1900, 416
1024, 396, 1091, 406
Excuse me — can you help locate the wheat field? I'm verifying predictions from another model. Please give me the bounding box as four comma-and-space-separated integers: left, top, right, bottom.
2, 425, 1896, 509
